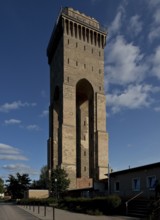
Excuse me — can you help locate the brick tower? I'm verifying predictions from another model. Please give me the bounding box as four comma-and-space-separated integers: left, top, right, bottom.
47, 7, 108, 190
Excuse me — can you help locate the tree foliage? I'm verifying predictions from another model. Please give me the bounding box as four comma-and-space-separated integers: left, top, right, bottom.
6, 173, 31, 199
38, 165, 49, 189
0, 178, 4, 194
50, 167, 70, 198
30, 165, 49, 189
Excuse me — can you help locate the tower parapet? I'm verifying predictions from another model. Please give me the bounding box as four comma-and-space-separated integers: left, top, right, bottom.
47, 7, 107, 64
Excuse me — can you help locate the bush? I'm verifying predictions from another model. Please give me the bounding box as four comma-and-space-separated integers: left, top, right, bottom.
106, 195, 122, 209
59, 195, 121, 215
17, 197, 57, 206
17, 195, 122, 216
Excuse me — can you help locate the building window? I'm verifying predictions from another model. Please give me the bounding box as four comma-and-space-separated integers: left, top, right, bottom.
68, 58, 69, 64
84, 64, 86, 69
92, 48, 93, 54
67, 77, 69, 82
147, 176, 156, 190
76, 61, 78, 66
68, 39, 69, 44
92, 66, 94, 71
132, 178, 140, 191
84, 151, 86, 156
99, 69, 101, 74
115, 181, 120, 192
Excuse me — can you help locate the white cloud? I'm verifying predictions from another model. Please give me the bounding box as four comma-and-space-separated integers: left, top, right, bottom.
0, 143, 28, 161
109, 11, 122, 34
148, 5, 160, 41
148, 26, 160, 42
40, 110, 48, 117
150, 46, 160, 79
0, 101, 36, 113
0, 143, 19, 154
4, 119, 21, 125
148, 0, 160, 7
0, 155, 28, 161
107, 84, 153, 114
26, 124, 40, 131
2, 163, 26, 170
109, 3, 126, 36
153, 8, 160, 24
154, 106, 160, 112
105, 35, 147, 85
2, 163, 38, 175
128, 15, 143, 36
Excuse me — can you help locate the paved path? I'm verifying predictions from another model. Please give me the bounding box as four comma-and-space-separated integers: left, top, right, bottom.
18, 205, 142, 220
0, 203, 39, 220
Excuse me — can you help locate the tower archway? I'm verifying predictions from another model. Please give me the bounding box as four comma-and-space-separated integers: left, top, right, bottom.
76, 79, 94, 178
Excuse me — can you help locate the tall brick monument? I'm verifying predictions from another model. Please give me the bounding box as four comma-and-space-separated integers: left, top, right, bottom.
47, 7, 108, 190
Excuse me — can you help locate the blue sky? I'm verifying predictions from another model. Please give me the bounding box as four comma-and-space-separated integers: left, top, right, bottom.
0, 0, 160, 182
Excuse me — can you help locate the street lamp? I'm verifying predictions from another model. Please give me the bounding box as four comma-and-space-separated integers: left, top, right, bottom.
55, 178, 57, 200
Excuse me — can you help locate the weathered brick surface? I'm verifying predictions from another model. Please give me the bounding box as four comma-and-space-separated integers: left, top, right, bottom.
25, 190, 49, 199
47, 7, 108, 190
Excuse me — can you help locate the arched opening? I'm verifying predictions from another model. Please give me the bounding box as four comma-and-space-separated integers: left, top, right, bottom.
98, 34, 100, 47
101, 35, 106, 48
53, 86, 60, 167
70, 21, 73, 36
74, 23, 77, 38
78, 25, 81, 40
76, 79, 94, 178
90, 30, 93, 44
94, 32, 97, 46
86, 29, 89, 43
82, 27, 85, 41
65, 20, 69, 35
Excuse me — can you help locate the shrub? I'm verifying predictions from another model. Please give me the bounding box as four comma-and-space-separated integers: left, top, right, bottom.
17, 197, 57, 206
59, 195, 121, 215
17, 195, 122, 216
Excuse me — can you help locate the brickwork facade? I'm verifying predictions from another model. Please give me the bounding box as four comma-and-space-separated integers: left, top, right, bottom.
24, 190, 49, 199
47, 7, 108, 190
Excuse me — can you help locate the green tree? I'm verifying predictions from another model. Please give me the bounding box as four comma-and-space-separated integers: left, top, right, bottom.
38, 165, 49, 189
50, 167, 70, 198
30, 165, 49, 189
0, 178, 4, 194
6, 173, 31, 199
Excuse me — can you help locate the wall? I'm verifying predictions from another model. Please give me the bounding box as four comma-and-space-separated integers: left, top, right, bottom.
110, 165, 160, 199
25, 190, 49, 199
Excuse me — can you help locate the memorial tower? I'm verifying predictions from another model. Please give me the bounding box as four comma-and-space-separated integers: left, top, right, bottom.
47, 7, 108, 189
